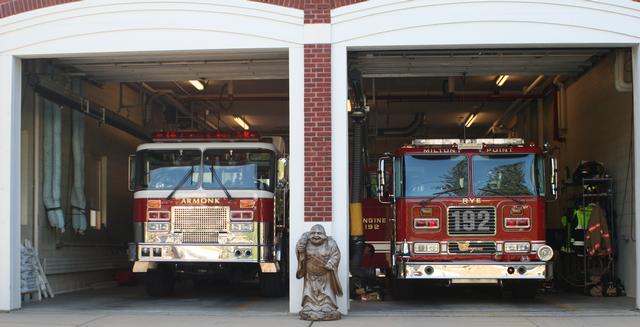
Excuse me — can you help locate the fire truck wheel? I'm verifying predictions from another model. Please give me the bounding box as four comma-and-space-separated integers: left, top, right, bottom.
145, 266, 175, 297
510, 282, 538, 300
390, 279, 414, 300
259, 272, 285, 297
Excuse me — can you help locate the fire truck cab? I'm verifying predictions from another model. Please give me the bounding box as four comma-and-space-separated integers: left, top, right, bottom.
128, 131, 288, 297
377, 138, 557, 298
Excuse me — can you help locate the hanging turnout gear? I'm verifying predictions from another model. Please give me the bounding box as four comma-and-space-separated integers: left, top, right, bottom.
569, 205, 593, 254
584, 204, 612, 256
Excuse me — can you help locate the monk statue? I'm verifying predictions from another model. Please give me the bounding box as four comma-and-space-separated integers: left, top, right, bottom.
296, 224, 343, 321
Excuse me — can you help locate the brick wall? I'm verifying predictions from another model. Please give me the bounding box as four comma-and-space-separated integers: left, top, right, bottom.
0, 0, 77, 19
303, 44, 332, 222
251, 0, 304, 10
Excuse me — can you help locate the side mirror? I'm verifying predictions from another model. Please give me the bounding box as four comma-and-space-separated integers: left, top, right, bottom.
377, 156, 393, 204
277, 157, 288, 188
128, 154, 136, 192
550, 157, 559, 200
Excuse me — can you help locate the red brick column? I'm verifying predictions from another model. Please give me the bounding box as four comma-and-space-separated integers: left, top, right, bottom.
303, 43, 332, 222
300, 0, 364, 222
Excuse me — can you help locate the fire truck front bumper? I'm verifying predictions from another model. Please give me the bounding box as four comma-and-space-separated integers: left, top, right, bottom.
136, 243, 271, 263
398, 261, 552, 281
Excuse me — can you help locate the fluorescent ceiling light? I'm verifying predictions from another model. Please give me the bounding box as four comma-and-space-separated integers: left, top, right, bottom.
464, 113, 478, 128
496, 75, 509, 87
234, 116, 250, 130
189, 79, 205, 91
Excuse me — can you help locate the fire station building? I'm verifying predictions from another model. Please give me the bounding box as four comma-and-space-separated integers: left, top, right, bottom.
1, 0, 640, 315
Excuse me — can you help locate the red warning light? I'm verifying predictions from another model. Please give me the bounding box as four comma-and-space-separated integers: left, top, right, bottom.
152, 131, 258, 141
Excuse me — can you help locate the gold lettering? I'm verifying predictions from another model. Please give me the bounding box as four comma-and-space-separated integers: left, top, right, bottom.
362, 217, 387, 224
485, 148, 514, 153
178, 198, 223, 205
423, 148, 458, 153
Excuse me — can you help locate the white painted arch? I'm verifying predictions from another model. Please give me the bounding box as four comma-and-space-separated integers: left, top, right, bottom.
329, 0, 640, 311
0, 0, 307, 312
0, 0, 304, 56
331, 0, 640, 47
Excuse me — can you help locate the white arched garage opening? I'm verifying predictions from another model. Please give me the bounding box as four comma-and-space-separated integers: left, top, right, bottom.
330, 0, 640, 310
0, 0, 305, 311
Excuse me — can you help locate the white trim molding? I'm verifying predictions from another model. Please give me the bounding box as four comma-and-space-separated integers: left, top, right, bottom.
633, 44, 640, 310
331, 0, 640, 47
331, 45, 350, 315
0, 55, 22, 311
288, 46, 306, 314
0, 0, 305, 57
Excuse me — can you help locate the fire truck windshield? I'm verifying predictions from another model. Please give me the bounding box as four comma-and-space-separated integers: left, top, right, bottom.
135, 149, 202, 190
472, 154, 544, 197
403, 154, 469, 197
203, 149, 275, 192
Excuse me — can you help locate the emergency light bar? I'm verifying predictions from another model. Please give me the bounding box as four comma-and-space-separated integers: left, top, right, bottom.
412, 138, 525, 147
152, 130, 258, 141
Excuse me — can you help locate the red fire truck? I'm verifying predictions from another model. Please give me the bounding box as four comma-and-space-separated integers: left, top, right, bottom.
128, 131, 288, 297
376, 138, 557, 298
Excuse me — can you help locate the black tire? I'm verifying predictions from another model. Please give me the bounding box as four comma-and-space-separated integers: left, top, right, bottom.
391, 279, 415, 300
145, 265, 175, 297
511, 282, 538, 300
259, 271, 285, 297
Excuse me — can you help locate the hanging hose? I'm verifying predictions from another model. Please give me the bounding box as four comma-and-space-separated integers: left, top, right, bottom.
348, 68, 367, 279
349, 118, 367, 281
51, 96, 65, 231
39, 64, 66, 232
42, 95, 57, 230
42, 95, 65, 232
70, 79, 87, 233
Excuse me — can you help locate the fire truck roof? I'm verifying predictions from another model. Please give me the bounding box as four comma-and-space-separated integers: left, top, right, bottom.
137, 141, 279, 153
411, 138, 525, 147
398, 138, 541, 154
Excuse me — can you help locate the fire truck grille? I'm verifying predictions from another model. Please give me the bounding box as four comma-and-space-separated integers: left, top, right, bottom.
182, 232, 219, 244
172, 206, 230, 231
447, 207, 496, 235
448, 241, 497, 254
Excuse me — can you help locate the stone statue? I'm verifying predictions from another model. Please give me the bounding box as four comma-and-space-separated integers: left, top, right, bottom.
296, 224, 343, 321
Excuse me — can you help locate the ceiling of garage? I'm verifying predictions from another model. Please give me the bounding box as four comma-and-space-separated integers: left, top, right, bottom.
350, 48, 612, 139
49, 48, 612, 138
55, 50, 289, 82
349, 48, 610, 77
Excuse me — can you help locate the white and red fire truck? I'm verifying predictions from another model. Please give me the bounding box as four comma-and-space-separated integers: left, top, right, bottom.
375, 138, 557, 298
129, 131, 288, 297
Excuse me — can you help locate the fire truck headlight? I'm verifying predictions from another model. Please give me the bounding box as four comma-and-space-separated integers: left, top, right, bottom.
537, 245, 554, 261
504, 242, 531, 253
147, 222, 170, 232
231, 222, 253, 232
413, 242, 440, 254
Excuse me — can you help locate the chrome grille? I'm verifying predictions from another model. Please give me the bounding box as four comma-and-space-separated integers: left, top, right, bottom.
448, 241, 497, 254
447, 206, 496, 235
182, 232, 219, 244
172, 206, 230, 231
